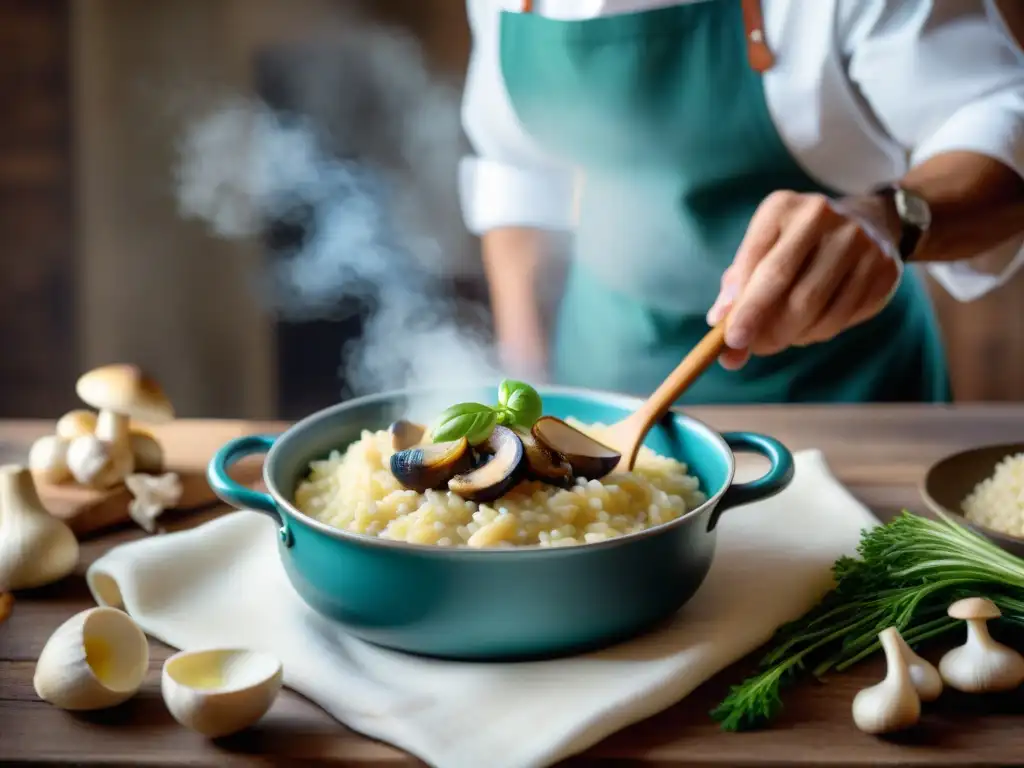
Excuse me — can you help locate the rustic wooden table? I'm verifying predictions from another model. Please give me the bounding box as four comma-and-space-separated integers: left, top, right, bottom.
2, 406, 1023, 766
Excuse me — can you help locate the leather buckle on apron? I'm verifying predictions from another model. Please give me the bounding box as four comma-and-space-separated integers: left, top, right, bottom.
741, 0, 775, 72
522, 1, 774, 73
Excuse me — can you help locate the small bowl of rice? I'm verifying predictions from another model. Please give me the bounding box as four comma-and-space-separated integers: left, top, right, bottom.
921, 442, 1024, 558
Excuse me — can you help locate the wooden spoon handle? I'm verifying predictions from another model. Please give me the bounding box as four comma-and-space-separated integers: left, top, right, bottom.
630, 323, 728, 428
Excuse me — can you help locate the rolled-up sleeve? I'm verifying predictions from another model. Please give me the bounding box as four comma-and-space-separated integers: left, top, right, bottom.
841, 0, 1024, 301
460, 0, 577, 235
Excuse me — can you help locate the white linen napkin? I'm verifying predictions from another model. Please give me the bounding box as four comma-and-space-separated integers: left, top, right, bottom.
86, 450, 878, 768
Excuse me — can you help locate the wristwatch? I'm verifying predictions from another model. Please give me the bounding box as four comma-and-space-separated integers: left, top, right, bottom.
874, 183, 932, 262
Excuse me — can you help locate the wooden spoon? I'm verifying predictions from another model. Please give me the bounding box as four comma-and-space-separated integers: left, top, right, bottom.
535, 323, 727, 474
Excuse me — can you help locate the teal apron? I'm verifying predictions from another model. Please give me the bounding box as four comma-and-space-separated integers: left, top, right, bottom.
499, 0, 952, 404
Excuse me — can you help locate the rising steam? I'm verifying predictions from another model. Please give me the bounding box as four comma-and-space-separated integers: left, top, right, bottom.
174, 21, 501, 401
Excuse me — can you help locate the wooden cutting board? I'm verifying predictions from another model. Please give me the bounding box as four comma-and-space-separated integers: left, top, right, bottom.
28, 420, 286, 538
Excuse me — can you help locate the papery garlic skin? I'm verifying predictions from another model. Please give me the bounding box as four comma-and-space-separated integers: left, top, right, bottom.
33, 606, 149, 710
852, 627, 921, 735
939, 619, 1024, 693
66, 434, 131, 490
125, 472, 182, 534
0, 465, 79, 591
893, 631, 943, 702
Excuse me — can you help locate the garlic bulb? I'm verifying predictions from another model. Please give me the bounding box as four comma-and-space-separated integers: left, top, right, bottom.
34, 606, 149, 710
55, 410, 98, 440
162, 648, 283, 738
0, 465, 79, 591
28, 435, 72, 485
892, 630, 943, 702
851, 627, 921, 734
939, 597, 1024, 693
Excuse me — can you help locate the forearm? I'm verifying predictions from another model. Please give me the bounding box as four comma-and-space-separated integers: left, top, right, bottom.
889, 151, 1024, 264
481, 228, 550, 378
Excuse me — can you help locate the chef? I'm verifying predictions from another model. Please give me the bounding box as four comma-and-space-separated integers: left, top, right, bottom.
458, 0, 1024, 403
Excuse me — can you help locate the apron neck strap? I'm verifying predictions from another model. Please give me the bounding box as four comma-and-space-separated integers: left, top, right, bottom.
520, 1, 774, 73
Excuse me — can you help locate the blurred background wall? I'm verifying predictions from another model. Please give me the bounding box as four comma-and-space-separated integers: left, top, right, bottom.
1, 0, 1023, 420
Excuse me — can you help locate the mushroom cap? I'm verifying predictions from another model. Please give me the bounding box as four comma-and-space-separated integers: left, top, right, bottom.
75, 365, 174, 423
947, 596, 1001, 621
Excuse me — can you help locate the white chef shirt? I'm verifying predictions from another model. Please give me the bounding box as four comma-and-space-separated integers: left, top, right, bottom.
460, 0, 1024, 301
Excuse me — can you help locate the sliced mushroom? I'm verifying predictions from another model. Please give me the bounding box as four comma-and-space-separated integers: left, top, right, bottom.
390, 437, 472, 493
389, 420, 426, 452
532, 417, 621, 481
448, 426, 525, 503
516, 429, 573, 487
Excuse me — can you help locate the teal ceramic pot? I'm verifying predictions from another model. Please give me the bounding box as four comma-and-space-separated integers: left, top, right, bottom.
208, 386, 793, 661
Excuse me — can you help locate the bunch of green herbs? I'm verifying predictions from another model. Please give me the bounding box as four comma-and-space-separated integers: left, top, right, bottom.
711, 510, 1024, 731
430, 379, 543, 445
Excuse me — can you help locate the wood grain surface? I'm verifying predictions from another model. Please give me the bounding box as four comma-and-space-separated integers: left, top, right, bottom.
2, 406, 1024, 766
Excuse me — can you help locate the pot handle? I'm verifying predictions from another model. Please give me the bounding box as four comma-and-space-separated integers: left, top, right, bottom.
207, 434, 280, 519
708, 432, 794, 530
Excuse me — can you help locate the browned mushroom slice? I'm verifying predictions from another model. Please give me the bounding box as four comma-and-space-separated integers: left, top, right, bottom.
516, 428, 573, 487
390, 437, 472, 492
531, 416, 621, 480
388, 420, 427, 452
448, 426, 525, 503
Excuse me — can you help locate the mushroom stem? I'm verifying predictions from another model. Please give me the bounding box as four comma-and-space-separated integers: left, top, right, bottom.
94, 411, 130, 447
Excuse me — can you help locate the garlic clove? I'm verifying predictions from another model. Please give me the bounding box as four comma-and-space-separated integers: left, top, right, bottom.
161, 648, 283, 738
852, 627, 921, 735
33, 606, 149, 710
892, 630, 943, 702
128, 430, 164, 474
28, 435, 72, 485
55, 410, 98, 440
0, 465, 79, 592
939, 597, 1024, 693
66, 434, 132, 490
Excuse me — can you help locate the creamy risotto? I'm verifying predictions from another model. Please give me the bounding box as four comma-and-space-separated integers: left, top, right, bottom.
294, 421, 706, 548
963, 452, 1024, 538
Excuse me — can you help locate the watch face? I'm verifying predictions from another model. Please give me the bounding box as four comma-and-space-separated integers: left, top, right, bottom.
895, 188, 932, 229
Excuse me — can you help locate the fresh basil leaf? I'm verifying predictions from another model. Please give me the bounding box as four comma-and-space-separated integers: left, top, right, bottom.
431, 403, 498, 445
497, 379, 543, 429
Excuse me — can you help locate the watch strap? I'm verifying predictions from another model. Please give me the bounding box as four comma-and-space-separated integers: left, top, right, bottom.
874, 184, 922, 263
